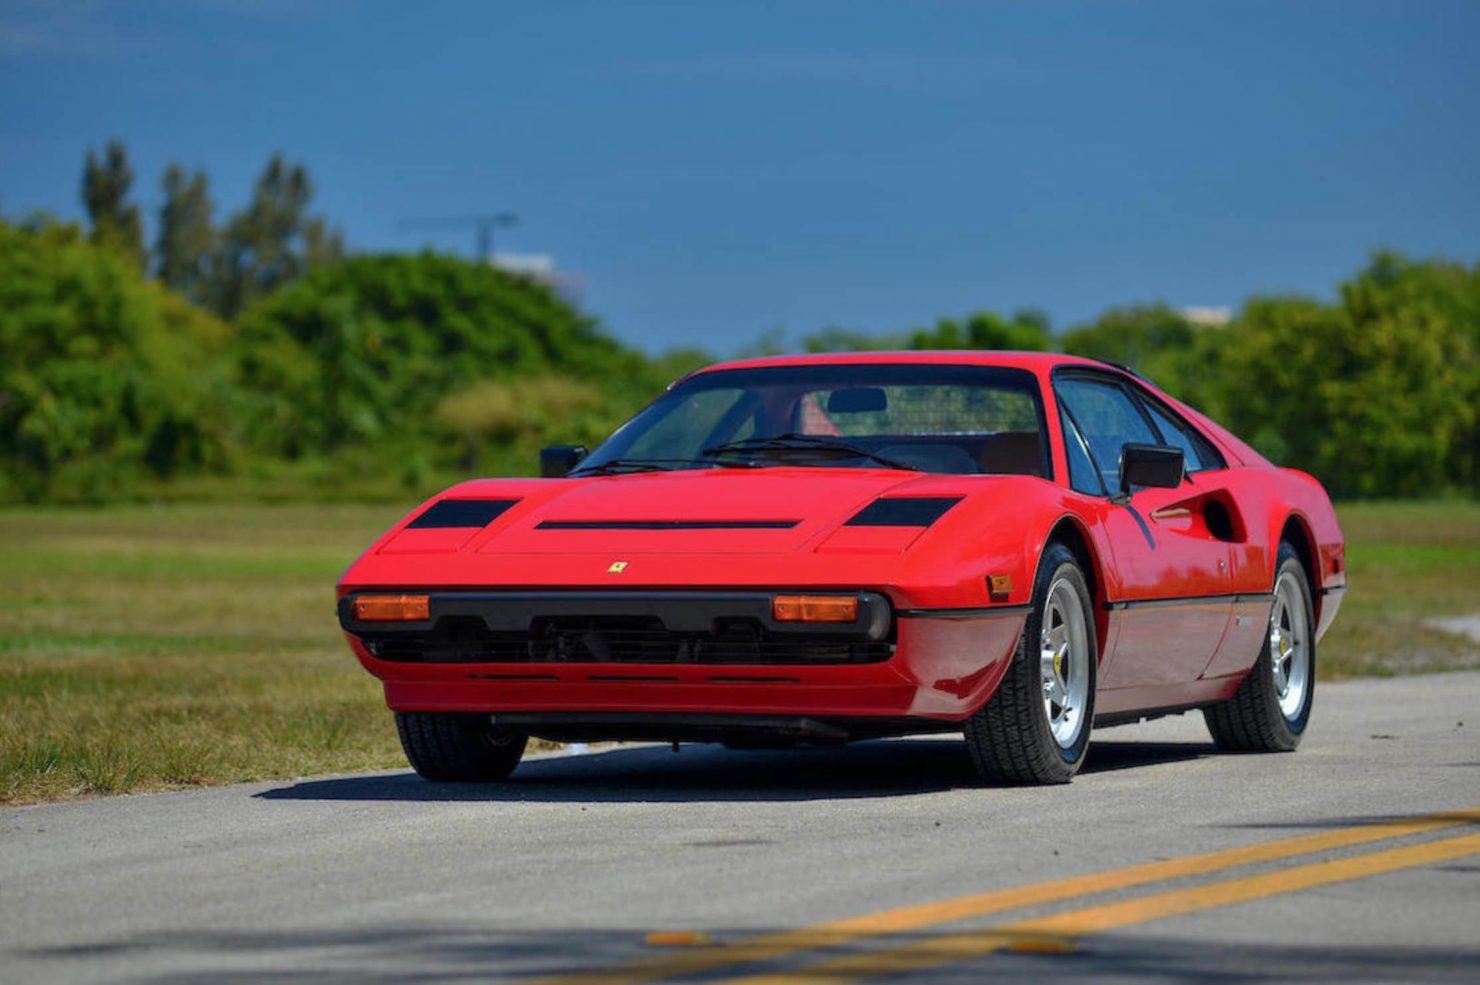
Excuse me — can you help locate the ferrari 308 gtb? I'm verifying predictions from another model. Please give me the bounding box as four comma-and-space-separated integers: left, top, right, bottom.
337, 352, 1345, 785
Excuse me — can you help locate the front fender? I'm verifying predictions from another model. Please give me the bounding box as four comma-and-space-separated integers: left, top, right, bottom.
890, 475, 1083, 609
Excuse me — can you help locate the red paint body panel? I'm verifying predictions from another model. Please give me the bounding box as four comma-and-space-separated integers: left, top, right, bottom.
346, 611, 1024, 720
338, 351, 1346, 734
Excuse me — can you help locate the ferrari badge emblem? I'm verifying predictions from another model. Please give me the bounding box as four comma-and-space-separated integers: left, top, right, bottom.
607, 561, 629, 574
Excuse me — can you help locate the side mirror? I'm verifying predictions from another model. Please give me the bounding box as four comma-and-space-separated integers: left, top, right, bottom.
1119, 443, 1184, 494
540, 444, 587, 478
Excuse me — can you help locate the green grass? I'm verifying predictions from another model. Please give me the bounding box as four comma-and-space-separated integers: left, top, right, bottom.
1322, 500, 1480, 677
1, 500, 1477, 804
0, 503, 425, 804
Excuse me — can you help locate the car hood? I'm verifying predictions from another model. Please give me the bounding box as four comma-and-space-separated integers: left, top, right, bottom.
340, 467, 1059, 606
384, 468, 935, 557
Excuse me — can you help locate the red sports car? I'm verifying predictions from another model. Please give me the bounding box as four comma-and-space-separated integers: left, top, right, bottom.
338, 352, 1345, 785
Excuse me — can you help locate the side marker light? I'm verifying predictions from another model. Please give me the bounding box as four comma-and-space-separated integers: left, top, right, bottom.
987, 574, 1014, 602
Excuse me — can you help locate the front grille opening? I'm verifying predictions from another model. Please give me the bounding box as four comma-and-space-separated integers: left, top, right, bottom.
362, 613, 893, 666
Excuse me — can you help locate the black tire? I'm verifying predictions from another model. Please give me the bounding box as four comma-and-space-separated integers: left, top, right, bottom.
394, 712, 528, 782
965, 543, 1098, 785
1203, 543, 1315, 752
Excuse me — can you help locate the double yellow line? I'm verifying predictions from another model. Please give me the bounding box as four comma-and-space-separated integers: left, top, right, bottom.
528, 806, 1480, 985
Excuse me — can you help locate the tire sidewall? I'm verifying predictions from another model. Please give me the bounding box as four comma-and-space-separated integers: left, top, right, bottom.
1028, 544, 1098, 767
1269, 547, 1316, 738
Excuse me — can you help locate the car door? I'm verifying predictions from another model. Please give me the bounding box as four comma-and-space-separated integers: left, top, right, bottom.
1053, 373, 1233, 691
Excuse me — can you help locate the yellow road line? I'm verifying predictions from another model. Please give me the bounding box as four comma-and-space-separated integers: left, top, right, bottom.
525, 807, 1480, 985
728, 830, 1480, 984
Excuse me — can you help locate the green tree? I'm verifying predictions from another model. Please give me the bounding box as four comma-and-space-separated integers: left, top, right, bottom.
0, 218, 237, 503
81, 140, 145, 268
435, 375, 607, 470
1060, 303, 1193, 368
214, 154, 344, 318
1058, 303, 1221, 407
909, 310, 1053, 351
232, 251, 651, 463
800, 327, 911, 352
1213, 254, 1479, 497
155, 164, 216, 304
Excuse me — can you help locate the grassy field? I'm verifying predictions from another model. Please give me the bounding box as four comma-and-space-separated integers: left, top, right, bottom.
2, 500, 1478, 804
1319, 500, 1480, 676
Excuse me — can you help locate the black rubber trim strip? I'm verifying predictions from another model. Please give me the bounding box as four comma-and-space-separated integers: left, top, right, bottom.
490, 712, 851, 741
407, 498, 518, 529
1122, 503, 1156, 550
537, 519, 798, 530
467, 673, 559, 681
1234, 592, 1277, 605
1104, 591, 1272, 612
1317, 586, 1347, 598
896, 604, 1031, 619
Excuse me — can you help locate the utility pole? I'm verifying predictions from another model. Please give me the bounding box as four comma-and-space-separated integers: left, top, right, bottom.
397, 212, 518, 263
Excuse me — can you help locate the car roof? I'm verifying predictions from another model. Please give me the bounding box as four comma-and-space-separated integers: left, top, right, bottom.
689, 350, 1124, 377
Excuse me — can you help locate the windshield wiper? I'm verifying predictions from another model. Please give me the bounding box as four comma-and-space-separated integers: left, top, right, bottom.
702, 433, 917, 471
567, 458, 690, 476
570, 456, 762, 476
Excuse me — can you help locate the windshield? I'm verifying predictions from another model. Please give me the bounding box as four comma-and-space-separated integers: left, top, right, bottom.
576, 363, 1050, 477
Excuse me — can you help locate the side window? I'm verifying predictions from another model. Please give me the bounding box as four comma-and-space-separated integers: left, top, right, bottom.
1054, 377, 1159, 492
1137, 396, 1223, 473
1059, 407, 1104, 495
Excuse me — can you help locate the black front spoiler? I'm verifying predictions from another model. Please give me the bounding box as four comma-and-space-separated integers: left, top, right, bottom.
485, 711, 962, 745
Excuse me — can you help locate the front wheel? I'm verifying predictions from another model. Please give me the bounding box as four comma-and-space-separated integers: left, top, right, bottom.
395, 712, 528, 782
1203, 543, 1315, 752
965, 543, 1097, 785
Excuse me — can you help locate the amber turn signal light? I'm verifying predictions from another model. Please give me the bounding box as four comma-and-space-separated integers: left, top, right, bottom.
353, 594, 430, 621
986, 574, 1014, 602
772, 595, 858, 622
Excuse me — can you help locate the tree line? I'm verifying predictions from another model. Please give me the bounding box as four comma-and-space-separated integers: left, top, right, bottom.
80, 140, 343, 318
735, 265, 1479, 500
1, 141, 1476, 503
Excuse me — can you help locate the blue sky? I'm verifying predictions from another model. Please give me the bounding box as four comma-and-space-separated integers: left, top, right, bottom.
3, 0, 1478, 353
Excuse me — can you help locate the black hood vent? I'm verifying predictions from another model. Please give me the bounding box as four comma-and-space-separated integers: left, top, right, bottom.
845, 497, 962, 527
408, 499, 519, 529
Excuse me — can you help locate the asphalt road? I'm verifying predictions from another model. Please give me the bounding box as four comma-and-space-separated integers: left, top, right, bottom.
3, 672, 1478, 985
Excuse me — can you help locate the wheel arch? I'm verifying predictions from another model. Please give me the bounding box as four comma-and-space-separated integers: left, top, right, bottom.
1041, 515, 1109, 663
1279, 512, 1322, 624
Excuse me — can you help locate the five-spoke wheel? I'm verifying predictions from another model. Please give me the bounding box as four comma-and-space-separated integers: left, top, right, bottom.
966, 543, 1097, 784
1204, 541, 1315, 751
1039, 577, 1091, 750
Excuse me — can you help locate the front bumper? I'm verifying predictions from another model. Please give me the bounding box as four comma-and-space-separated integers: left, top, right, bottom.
338, 590, 894, 664
340, 589, 1027, 722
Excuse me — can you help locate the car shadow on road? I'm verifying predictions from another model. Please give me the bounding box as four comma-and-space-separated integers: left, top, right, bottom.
15, 926, 1480, 984
257, 737, 1214, 804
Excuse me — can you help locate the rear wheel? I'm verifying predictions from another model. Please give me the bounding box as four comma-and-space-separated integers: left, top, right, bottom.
395, 712, 528, 782
1203, 543, 1314, 751
965, 543, 1097, 784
